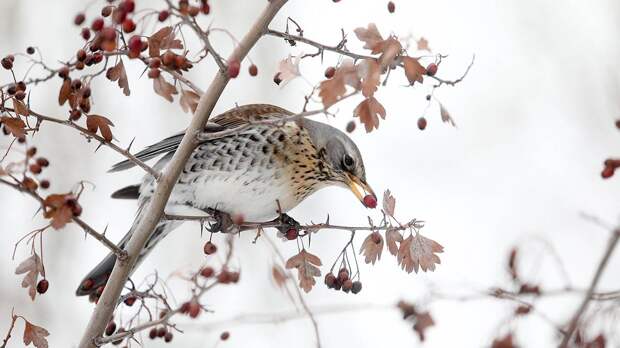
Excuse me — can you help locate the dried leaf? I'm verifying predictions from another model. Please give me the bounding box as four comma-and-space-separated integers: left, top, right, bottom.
318, 61, 360, 108
354, 23, 385, 54
417, 37, 430, 52
15, 254, 44, 300
23, 320, 50, 348
0, 116, 26, 138
179, 89, 200, 114
285, 249, 322, 293
0, 165, 6, 176
353, 97, 386, 133
359, 232, 384, 265
271, 264, 288, 289
106, 60, 130, 96
58, 79, 71, 106
276, 55, 301, 86
378, 37, 402, 68
153, 75, 178, 102
44, 193, 79, 229
359, 59, 380, 98
148, 26, 182, 57
439, 103, 456, 127
413, 311, 435, 341
397, 232, 443, 273
402, 57, 425, 85
491, 333, 514, 348
383, 190, 396, 216
86, 115, 114, 142
13, 98, 30, 116
386, 228, 403, 256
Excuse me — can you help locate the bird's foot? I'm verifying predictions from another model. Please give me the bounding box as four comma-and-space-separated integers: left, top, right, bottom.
275, 213, 302, 240
205, 208, 239, 234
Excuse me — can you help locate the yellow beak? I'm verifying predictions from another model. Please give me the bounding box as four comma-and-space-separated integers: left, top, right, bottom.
345, 173, 376, 208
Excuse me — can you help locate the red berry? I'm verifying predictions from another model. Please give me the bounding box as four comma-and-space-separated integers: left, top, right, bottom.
200, 266, 214, 278
426, 63, 438, 76
217, 270, 231, 284
248, 64, 258, 76
124, 296, 136, 306
286, 228, 298, 240
417, 117, 427, 130
158, 10, 170, 22
81, 28, 91, 40
324, 66, 336, 79
128, 35, 142, 54
363, 194, 377, 209
164, 332, 173, 342
337, 268, 349, 283
149, 57, 161, 69
29, 164, 42, 175
387, 1, 395, 13
124, 0, 136, 12
1, 57, 13, 70
122, 19, 136, 33
74, 13, 86, 26
105, 321, 116, 336
615, 119, 620, 130
101, 6, 113, 17
203, 241, 217, 255
220, 332, 230, 341
324, 273, 336, 288
40, 180, 50, 189
227, 59, 240, 78
148, 328, 157, 339
342, 279, 353, 292
157, 327, 167, 337
91, 18, 105, 32
602, 166, 615, 179
36, 279, 49, 294
201, 3, 210, 14
229, 271, 240, 283
188, 301, 201, 318
188, 6, 200, 17
14, 90, 26, 101
147, 68, 160, 79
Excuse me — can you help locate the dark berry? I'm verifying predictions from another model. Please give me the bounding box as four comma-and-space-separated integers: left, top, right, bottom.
426, 63, 438, 76
40, 180, 50, 189
324, 66, 336, 79
164, 332, 173, 342
105, 321, 117, 336
324, 273, 336, 288
91, 18, 105, 32
417, 117, 427, 130
26, 47, 35, 55
149, 328, 157, 339
346, 121, 356, 133
36, 279, 49, 294
74, 13, 86, 26
203, 241, 217, 255
220, 331, 230, 341
158, 10, 170, 21
124, 296, 136, 306
248, 64, 258, 76
200, 266, 214, 278
285, 228, 298, 240
387, 1, 395, 13
351, 281, 362, 294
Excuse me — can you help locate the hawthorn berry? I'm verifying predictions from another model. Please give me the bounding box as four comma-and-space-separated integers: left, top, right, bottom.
229, 271, 240, 283
164, 332, 174, 342
363, 194, 377, 208
105, 321, 116, 336
40, 180, 50, 189
81, 28, 91, 40
426, 63, 438, 76
158, 10, 170, 22
346, 121, 356, 133
220, 331, 230, 341
91, 18, 105, 32
148, 68, 160, 79
29, 164, 42, 175
200, 266, 214, 278
342, 279, 353, 292
286, 227, 298, 240
351, 281, 362, 294
324, 273, 336, 288
70, 109, 82, 121
417, 117, 427, 130
1, 57, 13, 70
101, 6, 113, 17
188, 301, 201, 318
162, 51, 175, 66
149, 57, 161, 69
227, 59, 240, 78
387, 1, 395, 13
26, 147, 37, 157
58, 66, 70, 79
203, 241, 217, 255
26, 46, 35, 55
124, 296, 136, 306
36, 279, 49, 294
122, 19, 136, 33
324, 66, 336, 79
74, 13, 86, 26
14, 90, 26, 101
36, 157, 49, 167
157, 327, 167, 338
149, 328, 157, 339
201, 3, 210, 14
337, 268, 349, 283
123, 0, 136, 13
602, 165, 615, 179
248, 64, 258, 76
217, 270, 231, 284
188, 6, 200, 17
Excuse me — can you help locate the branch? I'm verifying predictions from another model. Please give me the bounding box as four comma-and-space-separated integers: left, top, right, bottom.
0, 312, 17, 348
560, 228, 620, 346
266, 29, 373, 61
77, 2, 289, 347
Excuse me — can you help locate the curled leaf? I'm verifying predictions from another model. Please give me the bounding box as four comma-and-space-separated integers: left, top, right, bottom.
13, 98, 30, 116
106, 60, 130, 96
0, 116, 26, 138
383, 189, 396, 216
180, 89, 200, 113
354, 23, 385, 54
15, 253, 44, 300
86, 115, 114, 142
439, 103, 456, 127
148, 26, 183, 57
58, 79, 71, 106
153, 75, 178, 102
359, 231, 384, 265
386, 228, 403, 256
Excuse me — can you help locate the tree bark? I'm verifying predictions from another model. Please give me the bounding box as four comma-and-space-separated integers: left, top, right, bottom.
77, 1, 288, 346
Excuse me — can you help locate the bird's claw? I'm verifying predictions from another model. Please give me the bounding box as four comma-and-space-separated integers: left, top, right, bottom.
205, 208, 238, 234
276, 213, 301, 235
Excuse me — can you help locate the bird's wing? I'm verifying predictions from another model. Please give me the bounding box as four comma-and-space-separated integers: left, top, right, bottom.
109, 104, 293, 172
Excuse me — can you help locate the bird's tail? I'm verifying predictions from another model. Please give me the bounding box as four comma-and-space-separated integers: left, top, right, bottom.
75, 212, 182, 297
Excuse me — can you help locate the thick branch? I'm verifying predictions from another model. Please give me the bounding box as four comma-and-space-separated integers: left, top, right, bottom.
77, 2, 288, 347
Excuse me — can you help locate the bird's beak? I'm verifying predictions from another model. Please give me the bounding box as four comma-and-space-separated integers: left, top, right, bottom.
345, 173, 377, 208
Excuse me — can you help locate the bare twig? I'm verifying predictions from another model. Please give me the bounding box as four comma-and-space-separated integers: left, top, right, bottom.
266, 29, 373, 61
560, 228, 620, 346
0, 312, 18, 348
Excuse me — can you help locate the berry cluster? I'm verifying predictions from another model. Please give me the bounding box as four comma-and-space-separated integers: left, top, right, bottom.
148, 326, 174, 343
324, 268, 362, 294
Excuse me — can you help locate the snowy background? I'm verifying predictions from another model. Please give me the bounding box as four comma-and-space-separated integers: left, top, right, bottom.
1, 0, 619, 347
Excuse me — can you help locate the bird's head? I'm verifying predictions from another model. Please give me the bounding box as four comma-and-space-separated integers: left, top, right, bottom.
302, 119, 377, 208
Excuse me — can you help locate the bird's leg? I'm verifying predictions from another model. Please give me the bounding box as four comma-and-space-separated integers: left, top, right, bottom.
204, 207, 238, 234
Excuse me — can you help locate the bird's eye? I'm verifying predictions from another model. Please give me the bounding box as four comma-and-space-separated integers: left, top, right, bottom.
343, 154, 355, 168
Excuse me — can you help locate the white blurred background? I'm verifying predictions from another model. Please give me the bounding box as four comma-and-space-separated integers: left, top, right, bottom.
1, 0, 619, 347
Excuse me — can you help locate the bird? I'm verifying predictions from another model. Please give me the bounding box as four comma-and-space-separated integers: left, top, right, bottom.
76, 104, 375, 297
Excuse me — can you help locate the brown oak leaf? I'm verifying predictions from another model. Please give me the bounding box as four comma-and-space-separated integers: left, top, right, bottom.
383, 189, 396, 216
359, 231, 384, 265
1, 116, 26, 138
277, 55, 301, 86
86, 115, 114, 142
353, 97, 386, 133
15, 253, 44, 300
148, 26, 183, 58
386, 228, 403, 256
413, 311, 435, 341
402, 56, 426, 85
397, 232, 443, 273
58, 79, 71, 106
106, 60, 130, 96
285, 249, 322, 293
153, 75, 178, 102
439, 103, 456, 127
13, 98, 30, 116
180, 89, 201, 113
23, 319, 50, 348
354, 23, 386, 54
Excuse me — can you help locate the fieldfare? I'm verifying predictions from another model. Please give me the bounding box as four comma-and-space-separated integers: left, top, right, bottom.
76, 104, 375, 296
